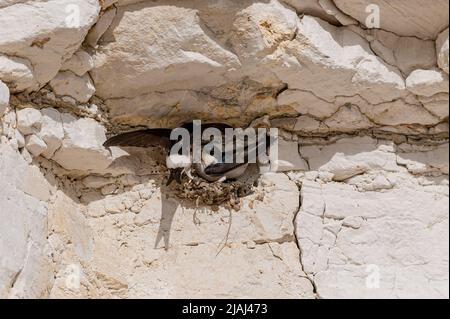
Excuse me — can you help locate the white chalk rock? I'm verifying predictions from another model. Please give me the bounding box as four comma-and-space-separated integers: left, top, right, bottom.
15, 129, 25, 149
0, 54, 35, 93
38, 108, 65, 159
269, 16, 406, 105
16, 108, 42, 135
296, 177, 449, 298
270, 139, 309, 172
300, 137, 399, 181
370, 30, 436, 75
419, 93, 449, 120
436, 28, 449, 74
317, 0, 358, 25
357, 97, 439, 126
0, 143, 53, 298
406, 69, 449, 97
25, 134, 47, 157
90, 3, 240, 99
397, 143, 449, 175
0, 0, 100, 90
230, 1, 298, 61
61, 50, 94, 76
50, 71, 95, 103
334, 0, 448, 39
277, 89, 338, 119
85, 6, 116, 48
48, 191, 94, 262
52, 114, 112, 171
0, 80, 9, 115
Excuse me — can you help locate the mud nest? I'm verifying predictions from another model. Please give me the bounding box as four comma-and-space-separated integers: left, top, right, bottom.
169, 166, 259, 211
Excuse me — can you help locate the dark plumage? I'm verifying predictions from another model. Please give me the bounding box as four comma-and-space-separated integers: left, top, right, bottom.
102, 122, 269, 184
204, 162, 248, 176
103, 129, 172, 149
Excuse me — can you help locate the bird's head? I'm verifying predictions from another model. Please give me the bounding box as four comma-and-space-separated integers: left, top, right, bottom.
166, 154, 192, 169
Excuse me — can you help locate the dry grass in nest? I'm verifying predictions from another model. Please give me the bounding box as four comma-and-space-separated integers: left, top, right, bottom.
170, 172, 258, 211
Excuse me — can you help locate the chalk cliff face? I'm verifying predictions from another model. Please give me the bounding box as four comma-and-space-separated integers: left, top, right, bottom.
0, 0, 448, 298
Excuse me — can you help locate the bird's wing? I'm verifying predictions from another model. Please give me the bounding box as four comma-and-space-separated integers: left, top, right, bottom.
103, 129, 172, 149
204, 162, 248, 177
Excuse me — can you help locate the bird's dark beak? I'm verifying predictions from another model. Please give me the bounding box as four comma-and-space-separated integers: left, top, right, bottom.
166, 168, 183, 186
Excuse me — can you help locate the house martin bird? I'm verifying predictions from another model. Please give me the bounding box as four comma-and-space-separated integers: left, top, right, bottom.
103, 122, 258, 185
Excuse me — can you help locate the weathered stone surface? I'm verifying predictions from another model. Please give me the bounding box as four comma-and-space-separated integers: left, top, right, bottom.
296, 138, 448, 298
38, 108, 65, 159
25, 134, 47, 157
270, 16, 406, 105
0, 143, 54, 298
230, 0, 298, 61
49, 191, 94, 262
300, 137, 400, 181
283, 0, 357, 26
397, 143, 449, 175
61, 50, 94, 76
52, 115, 112, 171
334, 0, 448, 39
90, 2, 240, 99
50, 172, 315, 298
317, 0, 358, 25
50, 71, 95, 103
367, 103, 439, 127
15, 129, 25, 148
16, 107, 42, 135
271, 139, 309, 172
85, 7, 117, 48
406, 69, 449, 97
419, 93, 449, 120
85, 1, 445, 131
0, 80, 8, 115
296, 177, 449, 298
436, 28, 449, 74
9, 106, 114, 173
282, 0, 339, 25
277, 89, 338, 119
324, 104, 373, 132
0, 55, 34, 93
0, 0, 100, 90
369, 30, 437, 75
